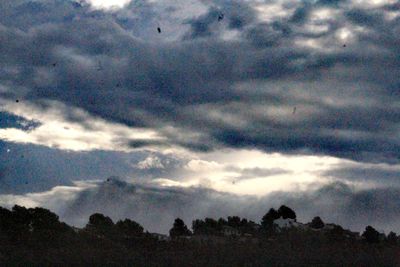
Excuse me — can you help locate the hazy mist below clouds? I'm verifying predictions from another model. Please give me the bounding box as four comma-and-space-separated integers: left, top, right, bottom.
1, 177, 394, 235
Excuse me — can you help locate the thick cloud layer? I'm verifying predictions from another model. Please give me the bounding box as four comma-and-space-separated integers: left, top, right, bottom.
1, 0, 400, 162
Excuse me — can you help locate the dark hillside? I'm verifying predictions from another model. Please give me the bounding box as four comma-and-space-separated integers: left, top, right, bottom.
0, 205, 399, 266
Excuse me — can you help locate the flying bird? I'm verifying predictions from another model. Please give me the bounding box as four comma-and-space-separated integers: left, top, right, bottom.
157, 27, 161, 33
218, 13, 224, 21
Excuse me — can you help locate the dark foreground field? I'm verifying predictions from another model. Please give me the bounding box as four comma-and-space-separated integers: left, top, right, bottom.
1, 205, 400, 266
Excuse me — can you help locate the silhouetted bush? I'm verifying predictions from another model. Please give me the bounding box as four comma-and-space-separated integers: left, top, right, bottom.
278, 205, 296, 220
387, 231, 398, 245
310, 216, 325, 229
227, 216, 241, 228
362, 225, 380, 243
86, 213, 115, 236
261, 208, 280, 228
169, 218, 192, 237
193, 216, 258, 236
193, 218, 220, 235
115, 219, 144, 237
326, 225, 345, 241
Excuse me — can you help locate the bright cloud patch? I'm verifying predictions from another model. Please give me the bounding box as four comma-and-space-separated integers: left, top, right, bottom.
0, 100, 164, 151
84, 0, 131, 9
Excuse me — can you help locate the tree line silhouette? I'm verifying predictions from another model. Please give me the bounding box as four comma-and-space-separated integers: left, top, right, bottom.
0, 205, 399, 266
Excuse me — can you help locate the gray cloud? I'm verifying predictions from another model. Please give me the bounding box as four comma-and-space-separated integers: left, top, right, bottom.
323, 163, 400, 187
1, 0, 400, 164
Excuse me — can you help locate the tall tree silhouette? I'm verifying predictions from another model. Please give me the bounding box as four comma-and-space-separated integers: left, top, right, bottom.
278, 205, 296, 220
310, 216, 325, 229
169, 218, 191, 237
362, 225, 380, 243
86, 213, 114, 236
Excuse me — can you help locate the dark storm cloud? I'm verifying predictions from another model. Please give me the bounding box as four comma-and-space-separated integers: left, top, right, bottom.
1, 0, 400, 163
323, 163, 400, 186
0, 111, 40, 131
345, 9, 384, 27
183, 7, 223, 39
289, 3, 312, 24
316, 0, 346, 6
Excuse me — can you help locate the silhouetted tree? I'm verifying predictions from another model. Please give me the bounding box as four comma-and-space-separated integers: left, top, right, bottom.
205, 218, 219, 229
362, 226, 380, 243
169, 218, 191, 237
115, 219, 144, 237
227, 216, 241, 228
0, 207, 13, 231
218, 218, 227, 227
310, 216, 324, 229
192, 219, 206, 235
261, 208, 280, 229
326, 225, 346, 242
29, 208, 61, 230
192, 218, 220, 235
86, 213, 114, 236
387, 231, 398, 245
12, 205, 31, 227
278, 205, 296, 220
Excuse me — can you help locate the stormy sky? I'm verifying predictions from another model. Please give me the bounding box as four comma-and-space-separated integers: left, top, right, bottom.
1, 0, 400, 234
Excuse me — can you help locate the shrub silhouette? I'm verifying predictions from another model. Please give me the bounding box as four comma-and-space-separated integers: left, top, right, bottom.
227, 216, 241, 228
193, 218, 220, 235
326, 225, 346, 241
362, 225, 380, 243
169, 218, 191, 237
310, 216, 325, 229
387, 231, 398, 245
115, 219, 144, 237
86, 213, 114, 236
278, 205, 296, 220
261, 208, 280, 228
